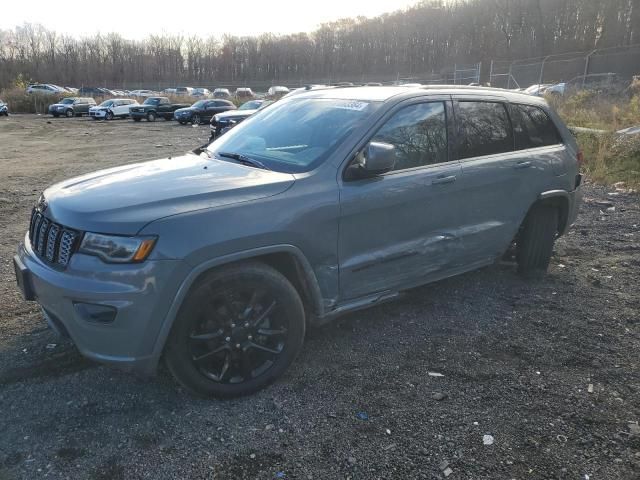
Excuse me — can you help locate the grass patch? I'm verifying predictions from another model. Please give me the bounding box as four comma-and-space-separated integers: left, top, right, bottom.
551, 86, 640, 189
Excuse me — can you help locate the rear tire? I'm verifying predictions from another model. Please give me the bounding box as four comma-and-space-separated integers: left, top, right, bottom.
165, 262, 305, 398
516, 204, 559, 277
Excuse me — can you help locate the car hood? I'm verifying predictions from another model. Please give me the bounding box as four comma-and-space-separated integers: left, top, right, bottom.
174, 107, 196, 114
42, 153, 295, 235
215, 110, 255, 121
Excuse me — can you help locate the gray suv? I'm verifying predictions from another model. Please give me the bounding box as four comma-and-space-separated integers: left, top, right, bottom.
48, 97, 96, 117
14, 86, 582, 397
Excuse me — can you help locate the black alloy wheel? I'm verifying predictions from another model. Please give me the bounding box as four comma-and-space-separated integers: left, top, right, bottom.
165, 262, 305, 398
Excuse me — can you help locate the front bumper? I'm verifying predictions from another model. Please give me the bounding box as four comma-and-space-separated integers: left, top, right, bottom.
89, 110, 107, 118
15, 235, 189, 374
130, 110, 148, 119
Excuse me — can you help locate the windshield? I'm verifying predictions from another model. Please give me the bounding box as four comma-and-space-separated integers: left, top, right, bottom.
207, 98, 378, 173
99, 100, 114, 107
60, 98, 74, 104
191, 100, 207, 108
239, 100, 262, 110
143, 98, 160, 105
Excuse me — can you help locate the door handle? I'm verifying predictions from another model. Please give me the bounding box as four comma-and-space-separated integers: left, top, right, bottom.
432, 175, 457, 185
514, 161, 532, 169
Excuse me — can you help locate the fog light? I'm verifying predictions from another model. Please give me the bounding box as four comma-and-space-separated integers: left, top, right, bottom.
73, 302, 117, 324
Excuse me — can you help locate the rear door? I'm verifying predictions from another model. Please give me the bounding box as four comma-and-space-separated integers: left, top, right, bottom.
450, 97, 538, 264
338, 98, 466, 300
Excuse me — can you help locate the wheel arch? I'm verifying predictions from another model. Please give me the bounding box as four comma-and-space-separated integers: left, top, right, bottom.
537, 190, 570, 235
149, 245, 324, 369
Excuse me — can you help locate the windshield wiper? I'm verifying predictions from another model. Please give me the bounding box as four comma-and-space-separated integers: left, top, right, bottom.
217, 152, 271, 170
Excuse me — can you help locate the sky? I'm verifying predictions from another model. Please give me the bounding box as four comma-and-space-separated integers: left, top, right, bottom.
0, 0, 419, 39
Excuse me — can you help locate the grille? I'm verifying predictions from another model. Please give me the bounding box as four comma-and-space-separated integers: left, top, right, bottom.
29, 209, 80, 267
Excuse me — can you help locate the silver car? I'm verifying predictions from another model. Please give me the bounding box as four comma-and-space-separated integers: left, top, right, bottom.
14, 86, 582, 397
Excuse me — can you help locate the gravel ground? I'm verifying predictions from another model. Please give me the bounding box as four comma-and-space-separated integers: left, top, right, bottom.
0, 114, 639, 480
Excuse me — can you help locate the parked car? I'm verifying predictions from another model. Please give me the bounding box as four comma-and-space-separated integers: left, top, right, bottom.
176, 87, 194, 96
26, 84, 63, 95
163, 88, 177, 95
234, 87, 254, 99
267, 86, 290, 98
48, 97, 96, 117
209, 99, 271, 139
13, 86, 582, 398
130, 90, 156, 98
192, 88, 211, 98
0, 99, 8, 116
174, 99, 236, 125
77, 87, 114, 97
89, 98, 139, 120
213, 88, 231, 99
365, 82, 383, 86
129, 96, 190, 122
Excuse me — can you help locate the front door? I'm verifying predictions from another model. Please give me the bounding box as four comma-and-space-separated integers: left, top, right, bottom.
338, 99, 465, 301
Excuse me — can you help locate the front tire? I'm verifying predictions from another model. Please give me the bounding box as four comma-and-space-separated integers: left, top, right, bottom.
147, 112, 156, 122
192, 114, 201, 125
65, 109, 73, 118
516, 204, 559, 277
105, 111, 114, 120
133, 117, 141, 122
165, 262, 305, 398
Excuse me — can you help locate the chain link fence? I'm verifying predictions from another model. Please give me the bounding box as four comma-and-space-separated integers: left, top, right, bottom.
488, 44, 640, 90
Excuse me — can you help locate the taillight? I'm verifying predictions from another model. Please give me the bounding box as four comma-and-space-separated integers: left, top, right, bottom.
576, 150, 584, 166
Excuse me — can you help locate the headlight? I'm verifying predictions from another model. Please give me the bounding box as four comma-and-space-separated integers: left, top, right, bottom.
79, 233, 157, 263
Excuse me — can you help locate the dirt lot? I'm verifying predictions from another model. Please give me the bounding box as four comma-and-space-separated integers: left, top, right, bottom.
0, 114, 639, 480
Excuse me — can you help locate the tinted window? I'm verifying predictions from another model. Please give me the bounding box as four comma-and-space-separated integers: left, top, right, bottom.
456, 101, 512, 159
511, 104, 562, 149
372, 102, 448, 171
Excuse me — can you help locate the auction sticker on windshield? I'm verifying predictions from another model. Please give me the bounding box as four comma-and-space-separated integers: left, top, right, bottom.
334, 101, 369, 111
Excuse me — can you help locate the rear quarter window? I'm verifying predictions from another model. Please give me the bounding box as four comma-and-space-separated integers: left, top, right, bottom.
511, 104, 563, 149
455, 101, 513, 159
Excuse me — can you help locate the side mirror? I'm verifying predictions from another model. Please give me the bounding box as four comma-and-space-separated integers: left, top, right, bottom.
346, 142, 396, 180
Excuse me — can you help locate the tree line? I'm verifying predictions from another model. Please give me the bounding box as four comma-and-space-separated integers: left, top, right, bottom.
0, 0, 638, 90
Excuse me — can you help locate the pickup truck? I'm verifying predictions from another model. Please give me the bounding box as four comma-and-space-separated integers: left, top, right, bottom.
130, 97, 190, 122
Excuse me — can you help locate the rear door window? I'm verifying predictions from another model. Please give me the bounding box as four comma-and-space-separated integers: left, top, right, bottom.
511, 104, 562, 149
455, 101, 513, 159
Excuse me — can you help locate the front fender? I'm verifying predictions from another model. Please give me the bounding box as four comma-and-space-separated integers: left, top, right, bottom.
147, 244, 324, 370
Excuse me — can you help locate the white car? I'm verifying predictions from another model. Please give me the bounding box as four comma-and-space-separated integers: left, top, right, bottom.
89, 98, 139, 120
129, 89, 155, 98
213, 88, 231, 99
192, 88, 211, 97
267, 86, 290, 97
26, 84, 64, 95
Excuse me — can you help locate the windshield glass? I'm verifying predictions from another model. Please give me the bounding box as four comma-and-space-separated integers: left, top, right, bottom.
60, 98, 74, 104
99, 100, 114, 107
143, 98, 160, 105
191, 100, 207, 108
239, 100, 262, 110
207, 98, 379, 173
